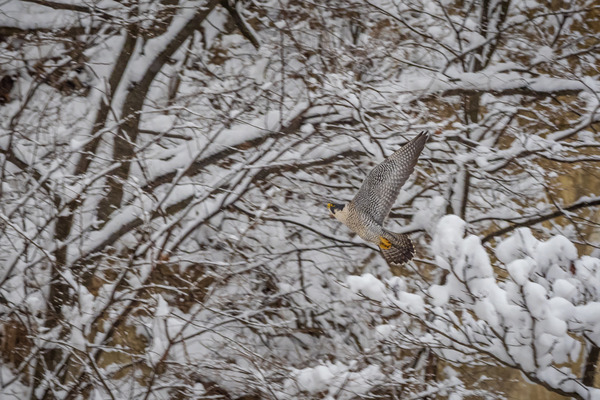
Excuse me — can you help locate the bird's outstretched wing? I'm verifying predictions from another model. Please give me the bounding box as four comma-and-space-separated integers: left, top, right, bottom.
352, 131, 428, 225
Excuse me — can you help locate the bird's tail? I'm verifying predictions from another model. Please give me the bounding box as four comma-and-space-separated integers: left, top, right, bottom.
380, 230, 414, 265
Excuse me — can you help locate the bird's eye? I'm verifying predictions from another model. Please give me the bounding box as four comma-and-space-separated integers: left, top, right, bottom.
327, 203, 334, 210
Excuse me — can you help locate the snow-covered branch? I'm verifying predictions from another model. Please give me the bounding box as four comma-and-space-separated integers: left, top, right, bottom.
347, 216, 600, 400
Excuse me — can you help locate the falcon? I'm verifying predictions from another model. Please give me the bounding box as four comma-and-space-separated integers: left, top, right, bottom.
327, 131, 428, 265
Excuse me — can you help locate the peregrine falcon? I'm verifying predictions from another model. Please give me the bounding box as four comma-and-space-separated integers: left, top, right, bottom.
327, 131, 428, 265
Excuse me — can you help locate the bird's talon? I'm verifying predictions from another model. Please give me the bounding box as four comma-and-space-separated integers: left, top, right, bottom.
379, 237, 392, 250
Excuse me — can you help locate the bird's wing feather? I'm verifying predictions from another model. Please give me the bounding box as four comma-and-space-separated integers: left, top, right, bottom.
352, 131, 428, 225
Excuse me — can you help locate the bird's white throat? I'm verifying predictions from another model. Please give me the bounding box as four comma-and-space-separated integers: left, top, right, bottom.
333, 204, 350, 224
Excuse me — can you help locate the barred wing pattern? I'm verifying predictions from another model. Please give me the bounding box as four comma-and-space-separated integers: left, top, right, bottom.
352, 132, 428, 225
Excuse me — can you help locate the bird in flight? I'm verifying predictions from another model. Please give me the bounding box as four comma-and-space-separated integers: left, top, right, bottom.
327, 131, 429, 265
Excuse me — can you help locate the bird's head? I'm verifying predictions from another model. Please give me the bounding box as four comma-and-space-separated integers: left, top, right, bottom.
327, 202, 348, 222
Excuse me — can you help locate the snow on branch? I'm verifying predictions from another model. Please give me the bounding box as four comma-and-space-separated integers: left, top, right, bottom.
440, 73, 592, 98
74, 103, 310, 264
346, 215, 600, 400
481, 195, 600, 242
142, 102, 309, 191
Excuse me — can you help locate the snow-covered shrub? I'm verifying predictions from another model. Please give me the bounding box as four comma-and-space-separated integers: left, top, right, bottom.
346, 215, 600, 400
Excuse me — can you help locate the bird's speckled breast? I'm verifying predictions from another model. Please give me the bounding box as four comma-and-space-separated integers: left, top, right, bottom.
345, 202, 384, 243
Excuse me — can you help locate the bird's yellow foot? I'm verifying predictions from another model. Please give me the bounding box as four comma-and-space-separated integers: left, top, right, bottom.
379, 237, 392, 250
